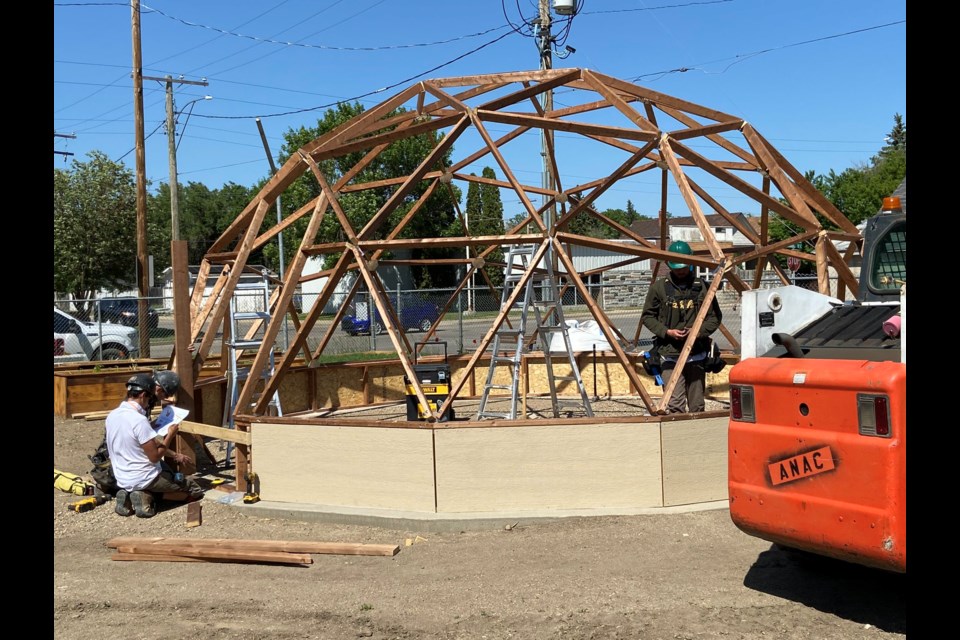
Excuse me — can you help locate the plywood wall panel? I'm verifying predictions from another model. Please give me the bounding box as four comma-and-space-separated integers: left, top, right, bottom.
253, 422, 436, 512
661, 415, 729, 506
278, 368, 310, 413
196, 381, 225, 426
313, 367, 366, 408
434, 422, 663, 512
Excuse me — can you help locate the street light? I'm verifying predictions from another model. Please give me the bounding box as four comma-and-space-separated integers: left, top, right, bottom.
167, 94, 212, 242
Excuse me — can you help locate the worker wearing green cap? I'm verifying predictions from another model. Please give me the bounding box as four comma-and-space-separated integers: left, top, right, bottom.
640, 240, 722, 413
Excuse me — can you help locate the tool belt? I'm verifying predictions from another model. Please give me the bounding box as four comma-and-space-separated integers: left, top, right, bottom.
702, 339, 726, 374
54, 468, 95, 496
88, 438, 119, 494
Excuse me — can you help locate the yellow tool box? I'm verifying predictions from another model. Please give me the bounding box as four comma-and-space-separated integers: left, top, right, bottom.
403, 342, 454, 422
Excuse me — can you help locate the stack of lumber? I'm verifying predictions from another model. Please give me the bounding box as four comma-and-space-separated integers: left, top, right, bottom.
79, 407, 163, 421
106, 537, 401, 566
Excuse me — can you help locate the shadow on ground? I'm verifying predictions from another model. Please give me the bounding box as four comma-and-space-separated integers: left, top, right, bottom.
743, 544, 907, 635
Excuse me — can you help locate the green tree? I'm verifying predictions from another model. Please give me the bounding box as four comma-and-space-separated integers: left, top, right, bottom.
768, 114, 906, 263
54, 151, 140, 315
505, 210, 535, 233
465, 176, 482, 232
565, 203, 644, 239
148, 181, 258, 275
603, 204, 646, 231
879, 112, 906, 158
479, 167, 504, 231
464, 167, 506, 286
277, 102, 461, 288
145, 184, 172, 276
566, 209, 609, 237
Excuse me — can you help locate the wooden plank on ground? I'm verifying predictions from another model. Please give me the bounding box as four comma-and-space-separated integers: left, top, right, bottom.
110, 552, 304, 564
106, 536, 400, 556
186, 502, 202, 528
112, 544, 312, 565
111, 552, 204, 562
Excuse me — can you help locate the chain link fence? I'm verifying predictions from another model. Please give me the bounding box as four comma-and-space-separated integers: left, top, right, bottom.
54, 273, 841, 363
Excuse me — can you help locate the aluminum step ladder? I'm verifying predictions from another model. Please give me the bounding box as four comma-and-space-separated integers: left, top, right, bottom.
222, 273, 282, 467
475, 244, 593, 420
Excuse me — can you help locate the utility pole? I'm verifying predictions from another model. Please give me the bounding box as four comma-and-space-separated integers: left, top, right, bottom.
255, 118, 289, 349
537, 0, 558, 302
538, 0, 554, 224
144, 74, 209, 242
254, 119, 284, 282
166, 78, 180, 241
54, 132, 76, 159
131, 0, 150, 358
534, 1, 576, 292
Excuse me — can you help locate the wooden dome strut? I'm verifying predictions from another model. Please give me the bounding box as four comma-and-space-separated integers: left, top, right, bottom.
180, 68, 862, 423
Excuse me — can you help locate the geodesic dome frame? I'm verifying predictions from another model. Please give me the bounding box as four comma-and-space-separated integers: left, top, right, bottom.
183, 67, 862, 422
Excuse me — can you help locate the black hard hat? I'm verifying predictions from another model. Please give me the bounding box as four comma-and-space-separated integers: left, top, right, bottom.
126, 373, 156, 394
154, 370, 181, 396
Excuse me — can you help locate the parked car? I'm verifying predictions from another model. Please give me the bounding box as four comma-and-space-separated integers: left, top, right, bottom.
54, 306, 140, 362
97, 297, 160, 330
340, 295, 441, 335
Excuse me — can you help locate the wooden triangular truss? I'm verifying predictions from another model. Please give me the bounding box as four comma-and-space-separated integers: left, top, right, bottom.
181, 68, 863, 420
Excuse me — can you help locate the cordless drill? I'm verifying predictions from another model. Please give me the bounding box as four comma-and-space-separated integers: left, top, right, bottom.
67, 493, 109, 513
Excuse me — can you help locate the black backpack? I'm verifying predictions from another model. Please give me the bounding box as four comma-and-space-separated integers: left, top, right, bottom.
702, 339, 727, 374
88, 438, 119, 495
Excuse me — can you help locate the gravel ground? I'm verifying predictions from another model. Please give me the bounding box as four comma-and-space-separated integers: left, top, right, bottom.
54, 413, 908, 640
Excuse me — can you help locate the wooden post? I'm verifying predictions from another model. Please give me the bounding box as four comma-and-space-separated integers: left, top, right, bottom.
131, 0, 150, 358
362, 366, 371, 405
186, 501, 202, 528
172, 240, 199, 474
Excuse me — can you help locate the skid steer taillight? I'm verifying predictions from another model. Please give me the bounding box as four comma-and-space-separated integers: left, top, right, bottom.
730, 385, 755, 422
857, 394, 892, 437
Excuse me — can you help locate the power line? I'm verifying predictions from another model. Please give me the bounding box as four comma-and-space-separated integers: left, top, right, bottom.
143, 0, 298, 69
55, 67, 376, 103
583, 0, 733, 15
116, 119, 165, 162
141, 2, 510, 52
192, 28, 521, 120
630, 19, 906, 82
55, 1, 521, 125
177, 1, 386, 79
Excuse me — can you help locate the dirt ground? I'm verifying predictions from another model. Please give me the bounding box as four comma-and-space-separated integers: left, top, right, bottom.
53, 414, 908, 640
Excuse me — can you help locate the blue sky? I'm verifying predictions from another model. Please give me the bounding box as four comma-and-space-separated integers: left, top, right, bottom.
53, 1, 906, 219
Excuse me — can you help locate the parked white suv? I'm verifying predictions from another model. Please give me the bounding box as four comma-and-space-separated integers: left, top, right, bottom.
54, 306, 140, 362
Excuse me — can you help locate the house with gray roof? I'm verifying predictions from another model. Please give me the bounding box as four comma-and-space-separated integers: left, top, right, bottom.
627, 213, 758, 252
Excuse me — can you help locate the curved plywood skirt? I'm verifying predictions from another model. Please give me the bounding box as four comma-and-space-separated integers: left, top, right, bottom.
251, 414, 729, 519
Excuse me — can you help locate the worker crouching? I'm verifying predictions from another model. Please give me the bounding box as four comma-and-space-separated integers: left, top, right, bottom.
104, 373, 204, 518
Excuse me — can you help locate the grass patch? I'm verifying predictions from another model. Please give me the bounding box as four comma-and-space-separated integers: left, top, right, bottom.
308, 351, 400, 365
